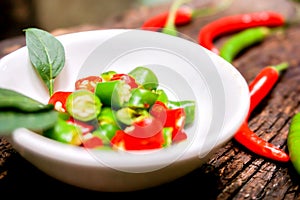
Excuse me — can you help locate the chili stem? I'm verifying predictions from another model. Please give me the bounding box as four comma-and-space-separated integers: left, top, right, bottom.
272, 61, 289, 73
162, 0, 191, 36
191, 0, 233, 18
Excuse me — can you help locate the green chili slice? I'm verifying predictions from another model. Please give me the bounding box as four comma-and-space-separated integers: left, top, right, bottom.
66, 90, 102, 122
162, 127, 173, 147
43, 118, 82, 145
95, 80, 131, 109
115, 107, 149, 125
128, 66, 159, 90
93, 123, 121, 144
156, 89, 169, 105
97, 107, 117, 125
127, 88, 159, 109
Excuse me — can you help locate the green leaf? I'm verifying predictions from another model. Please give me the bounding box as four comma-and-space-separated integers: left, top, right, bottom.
24, 28, 65, 96
0, 88, 53, 112
0, 88, 58, 135
0, 110, 58, 134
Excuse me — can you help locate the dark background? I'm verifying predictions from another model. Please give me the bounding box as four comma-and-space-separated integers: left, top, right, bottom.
0, 0, 170, 41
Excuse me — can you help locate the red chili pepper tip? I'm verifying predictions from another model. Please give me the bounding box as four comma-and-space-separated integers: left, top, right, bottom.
234, 123, 290, 162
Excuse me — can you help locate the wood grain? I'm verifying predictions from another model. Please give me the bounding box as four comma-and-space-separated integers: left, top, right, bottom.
1, 0, 300, 198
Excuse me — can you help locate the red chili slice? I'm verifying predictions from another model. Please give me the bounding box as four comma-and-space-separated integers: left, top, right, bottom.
150, 101, 186, 141
165, 108, 186, 140
67, 117, 96, 135
172, 130, 187, 143
149, 101, 168, 124
111, 73, 138, 88
111, 117, 164, 150
82, 135, 103, 149
75, 75, 103, 92
48, 91, 72, 112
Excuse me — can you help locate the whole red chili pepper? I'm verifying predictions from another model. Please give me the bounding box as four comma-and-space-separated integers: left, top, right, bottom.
234, 62, 290, 162
198, 11, 285, 54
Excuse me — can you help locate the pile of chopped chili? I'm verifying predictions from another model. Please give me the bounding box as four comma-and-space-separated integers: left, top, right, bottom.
46, 66, 196, 151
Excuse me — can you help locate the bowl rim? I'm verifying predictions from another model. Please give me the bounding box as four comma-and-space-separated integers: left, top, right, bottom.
1, 29, 250, 173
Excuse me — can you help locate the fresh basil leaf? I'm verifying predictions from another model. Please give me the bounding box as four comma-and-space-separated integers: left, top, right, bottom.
24, 28, 65, 96
0, 110, 58, 134
0, 88, 53, 112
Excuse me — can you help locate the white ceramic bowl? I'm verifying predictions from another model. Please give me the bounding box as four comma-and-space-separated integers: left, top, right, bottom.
0, 29, 249, 192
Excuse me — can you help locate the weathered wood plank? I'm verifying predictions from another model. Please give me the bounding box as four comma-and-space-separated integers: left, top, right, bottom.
1, 0, 300, 198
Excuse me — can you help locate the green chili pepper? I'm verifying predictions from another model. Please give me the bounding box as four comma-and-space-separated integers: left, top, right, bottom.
127, 88, 159, 109
128, 66, 159, 90
167, 100, 196, 126
95, 80, 131, 109
66, 90, 102, 122
288, 112, 300, 175
43, 118, 82, 145
219, 26, 271, 63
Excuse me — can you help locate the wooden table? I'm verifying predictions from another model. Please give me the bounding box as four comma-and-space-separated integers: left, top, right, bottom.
1, 0, 300, 198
